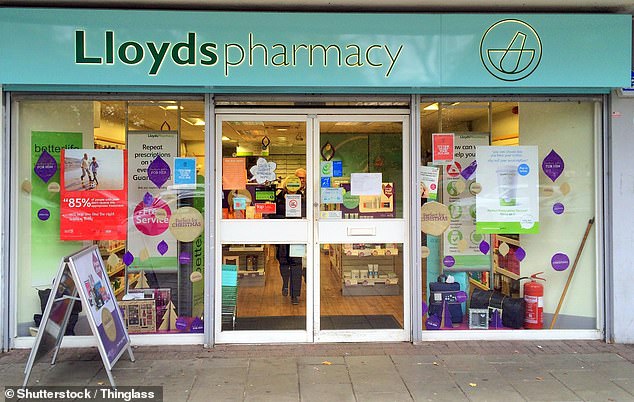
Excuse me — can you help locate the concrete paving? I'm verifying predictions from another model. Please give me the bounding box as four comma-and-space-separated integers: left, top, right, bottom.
2, 340, 634, 401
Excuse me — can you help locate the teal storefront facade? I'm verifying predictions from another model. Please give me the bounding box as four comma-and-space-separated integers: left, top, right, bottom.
0, 8, 631, 349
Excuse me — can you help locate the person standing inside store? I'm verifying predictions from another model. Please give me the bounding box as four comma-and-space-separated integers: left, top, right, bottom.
275, 167, 307, 304
276, 243, 303, 305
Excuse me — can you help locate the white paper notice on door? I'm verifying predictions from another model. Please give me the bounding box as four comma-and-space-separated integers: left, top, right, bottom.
350, 173, 382, 196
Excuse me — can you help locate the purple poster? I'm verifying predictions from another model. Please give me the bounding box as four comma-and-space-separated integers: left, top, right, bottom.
147, 156, 171, 188
542, 150, 565, 182
34, 150, 58, 183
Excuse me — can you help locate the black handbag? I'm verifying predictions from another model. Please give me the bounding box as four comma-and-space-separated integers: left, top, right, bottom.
470, 288, 525, 329
428, 275, 463, 324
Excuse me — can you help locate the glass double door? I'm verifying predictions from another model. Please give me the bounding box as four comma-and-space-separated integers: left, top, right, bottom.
215, 112, 409, 343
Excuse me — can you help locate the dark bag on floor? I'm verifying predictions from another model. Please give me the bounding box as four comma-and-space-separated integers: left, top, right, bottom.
470, 288, 525, 329
428, 275, 463, 324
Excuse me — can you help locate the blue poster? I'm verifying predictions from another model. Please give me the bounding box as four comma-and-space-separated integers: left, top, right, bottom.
333, 160, 343, 177
173, 157, 197, 189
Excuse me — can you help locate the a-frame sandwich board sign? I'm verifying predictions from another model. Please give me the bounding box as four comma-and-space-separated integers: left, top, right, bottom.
23, 245, 134, 388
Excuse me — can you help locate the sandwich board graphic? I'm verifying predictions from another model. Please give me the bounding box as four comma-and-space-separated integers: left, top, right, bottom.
23, 245, 134, 388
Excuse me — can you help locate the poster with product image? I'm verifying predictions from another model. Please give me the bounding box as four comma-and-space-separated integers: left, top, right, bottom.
59, 149, 127, 240
68, 246, 129, 366
127, 131, 179, 272
475, 146, 539, 234
441, 133, 491, 270
23, 247, 134, 388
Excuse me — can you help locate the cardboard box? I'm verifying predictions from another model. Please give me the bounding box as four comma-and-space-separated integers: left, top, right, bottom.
119, 299, 156, 333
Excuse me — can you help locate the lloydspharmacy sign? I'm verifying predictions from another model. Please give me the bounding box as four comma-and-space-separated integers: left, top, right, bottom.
75, 31, 404, 78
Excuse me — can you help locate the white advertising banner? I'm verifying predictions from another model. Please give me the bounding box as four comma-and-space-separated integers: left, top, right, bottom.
127, 131, 179, 271
475, 146, 540, 234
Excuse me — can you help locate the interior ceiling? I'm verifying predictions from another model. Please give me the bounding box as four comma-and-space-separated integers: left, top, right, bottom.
3, 0, 634, 13
98, 100, 516, 146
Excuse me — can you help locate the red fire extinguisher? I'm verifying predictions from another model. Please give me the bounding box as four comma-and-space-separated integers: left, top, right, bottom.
523, 272, 546, 329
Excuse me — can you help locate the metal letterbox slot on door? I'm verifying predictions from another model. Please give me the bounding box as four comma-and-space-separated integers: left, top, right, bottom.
347, 227, 376, 236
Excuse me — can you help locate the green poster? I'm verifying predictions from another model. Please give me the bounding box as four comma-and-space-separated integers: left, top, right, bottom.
191, 175, 205, 317
31, 131, 83, 286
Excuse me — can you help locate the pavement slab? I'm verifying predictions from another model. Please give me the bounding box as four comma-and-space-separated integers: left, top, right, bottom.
3, 340, 634, 401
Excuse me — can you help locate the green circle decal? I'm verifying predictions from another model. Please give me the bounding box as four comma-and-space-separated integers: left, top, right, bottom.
447, 181, 459, 196
469, 204, 477, 219
447, 230, 463, 246
448, 204, 462, 219
470, 231, 483, 245
342, 191, 360, 209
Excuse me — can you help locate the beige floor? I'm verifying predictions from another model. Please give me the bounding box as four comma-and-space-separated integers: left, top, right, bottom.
235, 250, 404, 327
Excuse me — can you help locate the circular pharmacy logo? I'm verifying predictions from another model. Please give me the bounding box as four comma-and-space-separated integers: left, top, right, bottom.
481, 19, 542, 81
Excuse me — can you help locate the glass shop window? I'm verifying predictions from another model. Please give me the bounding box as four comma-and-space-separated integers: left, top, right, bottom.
14, 99, 206, 337
420, 101, 598, 331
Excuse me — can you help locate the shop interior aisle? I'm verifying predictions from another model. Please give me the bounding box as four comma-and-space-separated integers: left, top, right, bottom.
234, 249, 404, 328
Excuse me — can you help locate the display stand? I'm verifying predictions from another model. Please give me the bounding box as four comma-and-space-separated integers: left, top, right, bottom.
23, 246, 134, 388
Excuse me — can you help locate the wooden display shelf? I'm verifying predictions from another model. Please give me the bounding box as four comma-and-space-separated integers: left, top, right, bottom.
469, 277, 490, 291
107, 262, 125, 277
114, 285, 125, 297
496, 235, 520, 247
342, 248, 399, 257
343, 277, 399, 286
494, 266, 520, 281
99, 244, 125, 254
229, 245, 264, 252
128, 273, 140, 288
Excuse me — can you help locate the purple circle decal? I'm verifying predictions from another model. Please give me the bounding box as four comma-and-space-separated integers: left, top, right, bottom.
422, 301, 428, 316
515, 247, 526, 262
122, 251, 134, 266
37, 208, 50, 221
551, 253, 570, 271
553, 202, 565, 215
143, 192, 154, 207
426, 315, 441, 330
479, 241, 490, 255
175, 316, 189, 331
157, 240, 169, 256
179, 251, 192, 265
456, 291, 468, 303
443, 256, 455, 268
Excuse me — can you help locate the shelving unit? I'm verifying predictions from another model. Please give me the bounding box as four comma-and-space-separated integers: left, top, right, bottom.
469, 277, 490, 291
98, 240, 126, 299
492, 234, 522, 297
330, 244, 402, 296
225, 244, 266, 287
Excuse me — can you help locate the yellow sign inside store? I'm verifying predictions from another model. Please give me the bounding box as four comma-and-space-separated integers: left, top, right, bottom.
285, 175, 302, 193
